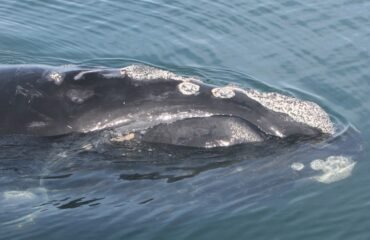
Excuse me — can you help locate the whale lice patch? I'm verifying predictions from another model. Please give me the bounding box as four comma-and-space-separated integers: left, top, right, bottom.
310, 156, 356, 184
48, 71, 64, 85
178, 82, 200, 95
211, 87, 235, 99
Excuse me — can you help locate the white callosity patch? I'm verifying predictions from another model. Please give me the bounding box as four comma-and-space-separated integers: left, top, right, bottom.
120, 65, 180, 80
310, 156, 356, 184
48, 71, 63, 85
291, 162, 305, 171
120, 64, 200, 82
236, 88, 334, 134
211, 87, 235, 99
178, 82, 200, 95
120, 65, 175, 80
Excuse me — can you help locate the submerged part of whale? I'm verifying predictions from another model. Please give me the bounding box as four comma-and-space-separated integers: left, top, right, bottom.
0, 64, 334, 147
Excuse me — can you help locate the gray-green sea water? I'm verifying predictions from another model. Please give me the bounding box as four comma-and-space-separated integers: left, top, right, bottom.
0, 0, 369, 239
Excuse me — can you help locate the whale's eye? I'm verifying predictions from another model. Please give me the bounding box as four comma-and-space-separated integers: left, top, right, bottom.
66, 89, 95, 104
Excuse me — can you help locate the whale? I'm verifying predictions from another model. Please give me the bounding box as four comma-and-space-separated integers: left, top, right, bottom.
0, 64, 334, 147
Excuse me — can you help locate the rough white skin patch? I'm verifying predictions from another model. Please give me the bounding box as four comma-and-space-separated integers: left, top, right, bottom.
234, 88, 335, 134
48, 72, 63, 85
120, 65, 201, 82
211, 87, 235, 99
178, 82, 200, 95
310, 156, 356, 184
120, 65, 177, 80
291, 162, 305, 171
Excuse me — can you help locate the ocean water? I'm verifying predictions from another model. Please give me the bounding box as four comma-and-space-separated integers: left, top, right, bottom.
0, 0, 369, 239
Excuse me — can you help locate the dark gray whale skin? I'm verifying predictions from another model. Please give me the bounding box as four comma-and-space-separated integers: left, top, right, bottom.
0, 64, 325, 146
